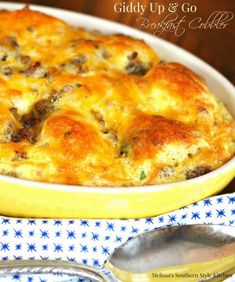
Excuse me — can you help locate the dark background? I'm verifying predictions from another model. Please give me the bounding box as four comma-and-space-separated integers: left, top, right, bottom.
2, 0, 235, 191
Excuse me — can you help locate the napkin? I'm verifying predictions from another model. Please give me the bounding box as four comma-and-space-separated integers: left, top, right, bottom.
0, 193, 234, 281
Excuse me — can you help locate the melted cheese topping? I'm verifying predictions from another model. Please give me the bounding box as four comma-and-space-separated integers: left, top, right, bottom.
0, 8, 234, 186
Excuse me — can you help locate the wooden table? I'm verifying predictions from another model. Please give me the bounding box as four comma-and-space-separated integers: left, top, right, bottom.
4, 0, 235, 191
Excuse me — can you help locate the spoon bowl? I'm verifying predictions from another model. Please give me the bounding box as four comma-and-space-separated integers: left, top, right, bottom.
107, 224, 235, 281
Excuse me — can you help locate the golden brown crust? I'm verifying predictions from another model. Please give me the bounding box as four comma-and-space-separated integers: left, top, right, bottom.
0, 8, 234, 186
123, 115, 194, 160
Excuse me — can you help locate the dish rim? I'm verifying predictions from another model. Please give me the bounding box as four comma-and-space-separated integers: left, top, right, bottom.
0, 1, 234, 193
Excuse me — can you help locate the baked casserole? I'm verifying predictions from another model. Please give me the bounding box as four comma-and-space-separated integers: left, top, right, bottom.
0, 7, 234, 187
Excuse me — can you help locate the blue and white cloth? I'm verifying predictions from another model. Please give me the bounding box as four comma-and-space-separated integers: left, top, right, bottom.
0, 193, 234, 281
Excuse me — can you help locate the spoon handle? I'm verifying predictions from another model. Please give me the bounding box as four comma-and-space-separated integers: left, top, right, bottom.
0, 260, 107, 282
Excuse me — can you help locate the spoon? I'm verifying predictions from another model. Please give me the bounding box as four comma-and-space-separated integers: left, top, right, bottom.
0, 224, 234, 282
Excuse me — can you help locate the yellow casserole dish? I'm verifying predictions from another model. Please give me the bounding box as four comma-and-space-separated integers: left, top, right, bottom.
0, 3, 234, 218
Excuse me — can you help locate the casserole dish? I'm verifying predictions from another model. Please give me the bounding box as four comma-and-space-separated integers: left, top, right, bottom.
0, 2, 234, 218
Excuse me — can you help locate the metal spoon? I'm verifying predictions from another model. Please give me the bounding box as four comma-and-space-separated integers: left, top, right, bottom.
0, 224, 234, 282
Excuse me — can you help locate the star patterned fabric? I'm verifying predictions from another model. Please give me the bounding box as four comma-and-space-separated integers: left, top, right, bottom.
0, 193, 234, 281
